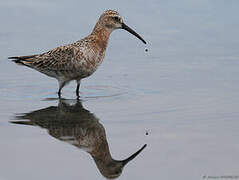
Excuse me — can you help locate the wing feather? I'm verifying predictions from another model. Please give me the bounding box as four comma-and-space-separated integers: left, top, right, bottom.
10, 45, 83, 71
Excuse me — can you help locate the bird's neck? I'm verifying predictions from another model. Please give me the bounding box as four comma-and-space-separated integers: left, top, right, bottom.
91, 25, 113, 50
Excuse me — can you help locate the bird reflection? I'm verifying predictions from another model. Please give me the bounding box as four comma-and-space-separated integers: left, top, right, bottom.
11, 99, 146, 179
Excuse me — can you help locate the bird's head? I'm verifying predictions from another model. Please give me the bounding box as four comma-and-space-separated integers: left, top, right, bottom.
94, 10, 146, 44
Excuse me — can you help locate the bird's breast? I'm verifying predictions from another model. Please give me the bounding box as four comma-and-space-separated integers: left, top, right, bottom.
74, 46, 105, 78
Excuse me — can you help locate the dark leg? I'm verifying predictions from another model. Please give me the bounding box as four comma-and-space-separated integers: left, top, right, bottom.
58, 90, 61, 97
76, 84, 80, 97
58, 81, 66, 98
76, 80, 81, 97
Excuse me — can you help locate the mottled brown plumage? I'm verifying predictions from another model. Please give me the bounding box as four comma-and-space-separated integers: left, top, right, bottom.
9, 10, 146, 97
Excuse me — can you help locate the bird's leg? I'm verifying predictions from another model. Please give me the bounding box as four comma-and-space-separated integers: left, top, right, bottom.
58, 80, 66, 97
76, 80, 81, 97
58, 90, 62, 98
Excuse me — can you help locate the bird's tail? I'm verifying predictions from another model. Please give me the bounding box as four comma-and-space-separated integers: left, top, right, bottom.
8, 55, 37, 66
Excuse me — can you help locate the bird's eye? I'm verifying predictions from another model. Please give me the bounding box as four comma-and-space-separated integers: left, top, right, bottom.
113, 16, 120, 21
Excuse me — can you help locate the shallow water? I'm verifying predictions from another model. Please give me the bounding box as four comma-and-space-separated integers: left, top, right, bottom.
1, 0, 239, 180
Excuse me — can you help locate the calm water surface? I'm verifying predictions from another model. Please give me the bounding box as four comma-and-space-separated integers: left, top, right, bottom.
1, 0, 239, 180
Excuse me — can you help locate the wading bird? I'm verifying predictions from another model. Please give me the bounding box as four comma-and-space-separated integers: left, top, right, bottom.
9, 10, 146, 97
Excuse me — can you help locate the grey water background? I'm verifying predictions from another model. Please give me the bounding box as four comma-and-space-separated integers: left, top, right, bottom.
1, 0, 239, 179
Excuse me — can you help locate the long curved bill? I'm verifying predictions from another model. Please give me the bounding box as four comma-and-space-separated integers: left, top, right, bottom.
122, 23, 147, 44
121, 144, 147, 166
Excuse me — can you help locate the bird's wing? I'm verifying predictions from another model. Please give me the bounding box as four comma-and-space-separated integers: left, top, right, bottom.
9, 45, 83, 71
